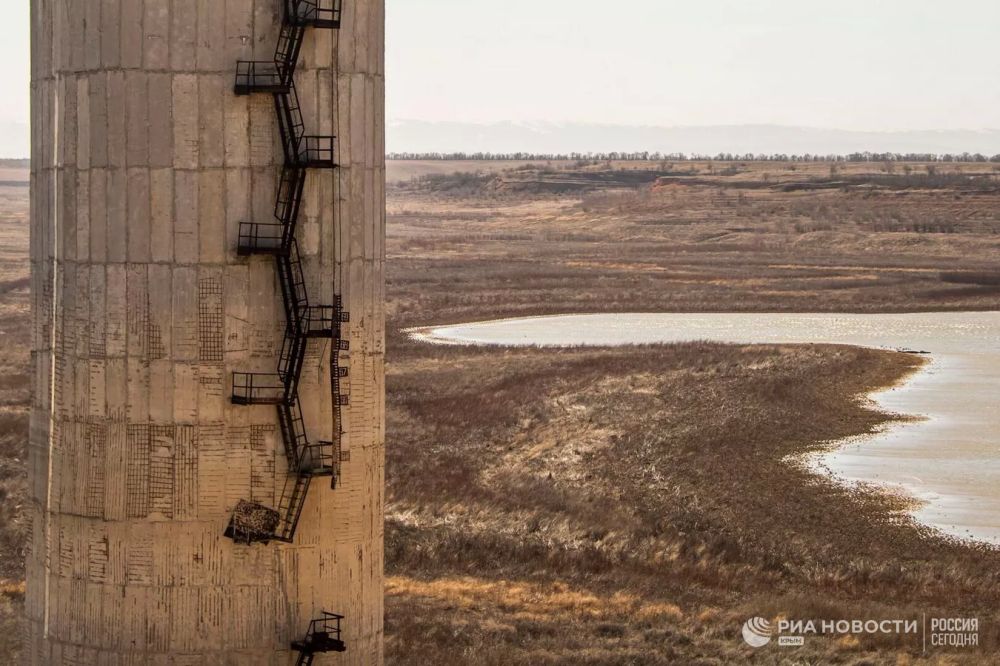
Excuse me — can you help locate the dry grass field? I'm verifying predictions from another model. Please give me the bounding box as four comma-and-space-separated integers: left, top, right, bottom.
0, 174, 30, 663
387, 159, 553, 184
384, 160, 1000, 664
2, 160, 1000, 663
385, 336, 1000, 664
387, 159, 1000, 326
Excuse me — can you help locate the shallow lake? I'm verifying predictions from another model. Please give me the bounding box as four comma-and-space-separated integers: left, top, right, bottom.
412, 312, 1000, 545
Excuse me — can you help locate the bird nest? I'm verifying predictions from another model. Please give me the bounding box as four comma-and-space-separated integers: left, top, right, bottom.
229, 500, 281, 543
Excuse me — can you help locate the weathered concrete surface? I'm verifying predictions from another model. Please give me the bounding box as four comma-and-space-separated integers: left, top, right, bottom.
29, 1, 385, 663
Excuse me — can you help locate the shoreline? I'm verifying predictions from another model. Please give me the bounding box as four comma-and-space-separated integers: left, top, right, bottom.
812, 351, 1000, 546
409, 311, 1000, 547
796, 357, 953, 537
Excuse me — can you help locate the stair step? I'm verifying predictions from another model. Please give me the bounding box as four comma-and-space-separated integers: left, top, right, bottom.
291, 611, 347, 660
290, 1, 344, 30
234, 61, 289, 95
231, 373, 288, 405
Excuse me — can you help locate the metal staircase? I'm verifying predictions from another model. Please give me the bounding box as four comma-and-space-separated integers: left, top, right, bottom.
225, 0, 350, 548
292, 612, 347, 665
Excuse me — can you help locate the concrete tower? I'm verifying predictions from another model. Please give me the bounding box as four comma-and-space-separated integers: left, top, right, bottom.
28, 0, 384, 663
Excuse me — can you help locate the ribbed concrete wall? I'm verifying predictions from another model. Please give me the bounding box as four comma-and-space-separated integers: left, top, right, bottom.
28, 1, 384, 663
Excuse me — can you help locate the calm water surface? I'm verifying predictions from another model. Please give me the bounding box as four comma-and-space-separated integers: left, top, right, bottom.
412, 312, 1000, 545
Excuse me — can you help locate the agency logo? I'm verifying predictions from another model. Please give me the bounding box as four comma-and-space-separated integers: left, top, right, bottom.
739, 614, 930, 649
742, 617, 774, 647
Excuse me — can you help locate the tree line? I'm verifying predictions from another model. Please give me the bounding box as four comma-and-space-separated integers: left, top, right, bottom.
387, 151, 1000, 163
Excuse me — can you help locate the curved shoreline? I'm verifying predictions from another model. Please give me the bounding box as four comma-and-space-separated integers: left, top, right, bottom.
794, 359, 933, 527
408, 311, 1000, 546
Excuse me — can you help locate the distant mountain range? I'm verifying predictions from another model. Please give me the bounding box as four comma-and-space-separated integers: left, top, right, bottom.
6, 120, 999, 159
388, 121, 1000, 157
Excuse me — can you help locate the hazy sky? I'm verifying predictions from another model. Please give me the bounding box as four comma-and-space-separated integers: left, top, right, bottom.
2, 1, 999, 156
0, 2, 28, 124
387, 0, 1000, 131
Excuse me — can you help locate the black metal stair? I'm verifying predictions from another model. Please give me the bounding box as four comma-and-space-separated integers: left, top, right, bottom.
225, 0, 350, 551
291, 1, 344, 29
237, 166, 306, 256
275, 84, 338, 169
293, 612, 346, 665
